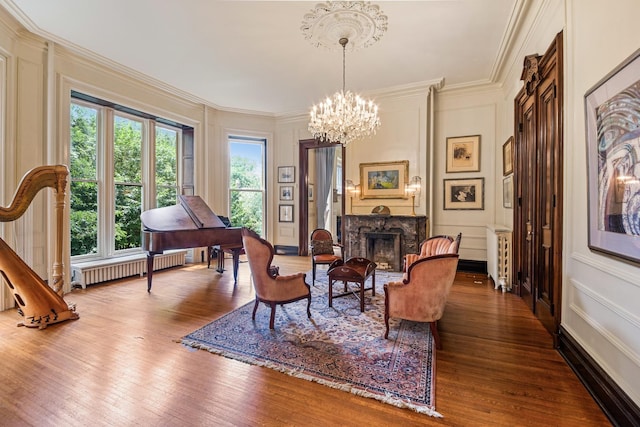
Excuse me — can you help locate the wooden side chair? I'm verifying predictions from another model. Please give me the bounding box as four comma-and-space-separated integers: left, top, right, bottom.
241, 228, 311, 329
384, 253, 459, 349
310, 228, 343, 283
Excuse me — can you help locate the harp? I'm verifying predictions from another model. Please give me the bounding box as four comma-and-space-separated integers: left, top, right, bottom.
0, 165, 79, 328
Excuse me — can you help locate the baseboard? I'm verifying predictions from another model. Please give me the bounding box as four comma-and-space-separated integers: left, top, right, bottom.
558, 326, 640, 426
457, 259, 487, 274
274, 245, 299, 256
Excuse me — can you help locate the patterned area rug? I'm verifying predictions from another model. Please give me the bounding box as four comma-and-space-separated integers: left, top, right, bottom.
181, 269, 440, 417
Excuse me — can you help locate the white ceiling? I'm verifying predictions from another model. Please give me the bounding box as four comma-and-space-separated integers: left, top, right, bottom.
4, 0, 518, 116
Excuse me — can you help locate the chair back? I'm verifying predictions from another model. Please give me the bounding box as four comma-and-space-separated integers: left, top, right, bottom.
420, 234, 460, 257
310, 229, 335, 255
388, 254, 459, 322
241, 228, 278, 297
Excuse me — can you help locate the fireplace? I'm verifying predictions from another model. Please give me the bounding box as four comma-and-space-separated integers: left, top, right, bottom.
344, 215, 427, 272
365, 231, 401, 271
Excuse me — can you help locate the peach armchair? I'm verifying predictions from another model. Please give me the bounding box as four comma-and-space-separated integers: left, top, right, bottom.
241, 228, 311, 329
384, 253, 459, 349
403, 233, 461, 273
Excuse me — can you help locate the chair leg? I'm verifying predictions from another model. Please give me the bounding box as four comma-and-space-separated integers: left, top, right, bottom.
312, 263, 316, 283
430, 321, 442, 350
306, 295, 311, 319
384, 310, 390, 339
252, 299, 259, 320
269, 302, 277, 329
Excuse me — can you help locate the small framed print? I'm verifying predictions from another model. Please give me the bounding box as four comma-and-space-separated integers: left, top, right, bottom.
279, 204, 294, 222
503, 136, 514, 176
503, 175, 513, 209
279, 186, 293, 201
443, 177, 484, 210
308, 184, 314, 202
446, 135, 481, 173
278, 166, 295, 183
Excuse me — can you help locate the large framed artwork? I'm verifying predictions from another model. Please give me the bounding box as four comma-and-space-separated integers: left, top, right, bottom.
359, 160, 409, 199
446, 135, 481, 173
443, 178, 484, 210
585, 48, 640, 264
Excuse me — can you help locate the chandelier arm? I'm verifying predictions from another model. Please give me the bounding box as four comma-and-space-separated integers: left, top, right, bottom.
342, 39, 347, 92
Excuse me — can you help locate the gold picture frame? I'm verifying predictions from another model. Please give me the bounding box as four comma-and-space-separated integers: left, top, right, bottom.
503, 136, 514, 176
359, 160, 409, 199
446, 135, 481, 173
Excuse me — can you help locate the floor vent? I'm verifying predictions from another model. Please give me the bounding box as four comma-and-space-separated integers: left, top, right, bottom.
71, 250, 187, 289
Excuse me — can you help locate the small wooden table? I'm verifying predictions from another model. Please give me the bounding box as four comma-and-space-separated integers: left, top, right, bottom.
327, 257, 377, 312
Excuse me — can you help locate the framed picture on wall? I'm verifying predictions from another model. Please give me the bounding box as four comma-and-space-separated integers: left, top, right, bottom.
443, 177, 484, 210
503, 175, 513, 209
278, 166, 295, 183
279, 186, 293, 201
446, 135, 481, 173
503, 136, 514, 176
585, 47, 640, 264
279, 204, 294, 222
359, 160, 409, 199
308, 184, 314, 202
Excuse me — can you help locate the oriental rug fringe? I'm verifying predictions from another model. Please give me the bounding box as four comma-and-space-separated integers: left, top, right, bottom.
180, 269, 441, 417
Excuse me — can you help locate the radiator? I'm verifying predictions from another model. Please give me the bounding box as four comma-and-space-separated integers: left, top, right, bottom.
486, 225, 512, 292
71, 250, 187, 289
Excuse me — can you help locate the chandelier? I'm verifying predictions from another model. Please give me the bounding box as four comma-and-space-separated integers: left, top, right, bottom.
308, 38, 380, 145
303, 2, 387, 146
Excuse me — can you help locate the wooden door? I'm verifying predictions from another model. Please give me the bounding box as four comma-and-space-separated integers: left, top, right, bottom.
513, 32, 563, 342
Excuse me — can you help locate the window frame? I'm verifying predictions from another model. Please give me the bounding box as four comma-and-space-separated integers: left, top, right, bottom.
70, 98, 185, 261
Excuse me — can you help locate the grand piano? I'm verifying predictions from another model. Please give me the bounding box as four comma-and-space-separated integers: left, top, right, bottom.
141, 195, 243, 292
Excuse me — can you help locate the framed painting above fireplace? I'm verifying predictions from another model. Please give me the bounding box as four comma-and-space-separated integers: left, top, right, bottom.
359, 160, 409, 199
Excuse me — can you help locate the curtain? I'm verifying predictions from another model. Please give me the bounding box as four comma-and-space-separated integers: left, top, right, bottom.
315, 146, 335, 230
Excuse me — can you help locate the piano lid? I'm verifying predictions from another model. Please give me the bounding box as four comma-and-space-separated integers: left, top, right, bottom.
140, 195, 226, 232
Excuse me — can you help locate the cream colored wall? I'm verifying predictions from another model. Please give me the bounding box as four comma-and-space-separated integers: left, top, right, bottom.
435, 86, 503, 262
563, 0, 640, 405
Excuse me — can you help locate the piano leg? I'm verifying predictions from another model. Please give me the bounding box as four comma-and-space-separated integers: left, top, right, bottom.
146, 253, 155, 292
232, 248, 241, 284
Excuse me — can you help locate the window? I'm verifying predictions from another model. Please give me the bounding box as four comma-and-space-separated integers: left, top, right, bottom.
70, 97, 188, 259
228, 136, 265, 235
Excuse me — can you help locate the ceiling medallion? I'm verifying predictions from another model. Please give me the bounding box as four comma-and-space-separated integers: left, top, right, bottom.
301, 1, 388, 51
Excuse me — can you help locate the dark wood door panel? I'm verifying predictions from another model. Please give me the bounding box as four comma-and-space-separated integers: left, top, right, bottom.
513, 32, 563, 342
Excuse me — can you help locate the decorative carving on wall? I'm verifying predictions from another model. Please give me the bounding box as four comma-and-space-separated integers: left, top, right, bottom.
521, 54, 542, 96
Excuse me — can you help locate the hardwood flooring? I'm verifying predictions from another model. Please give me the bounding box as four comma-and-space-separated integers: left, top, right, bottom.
0, 255, 610, 426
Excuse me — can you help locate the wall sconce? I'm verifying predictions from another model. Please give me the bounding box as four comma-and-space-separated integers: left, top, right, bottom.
406, 176, 421, 216
345, 179, 360, 214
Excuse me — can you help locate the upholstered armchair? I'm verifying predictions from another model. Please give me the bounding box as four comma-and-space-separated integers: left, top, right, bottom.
310, 228, 343, 283
241, 228, 311, 329
384, 253, 459, 349
403, 233, 461, 273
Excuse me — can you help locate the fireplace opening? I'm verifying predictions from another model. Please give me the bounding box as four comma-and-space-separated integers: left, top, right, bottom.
365, 231, 401, 271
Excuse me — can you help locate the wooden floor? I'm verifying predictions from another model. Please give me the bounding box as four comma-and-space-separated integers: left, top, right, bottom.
0, 255, 610, 426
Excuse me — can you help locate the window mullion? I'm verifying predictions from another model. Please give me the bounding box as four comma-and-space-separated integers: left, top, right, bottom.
103, 108, 115, 257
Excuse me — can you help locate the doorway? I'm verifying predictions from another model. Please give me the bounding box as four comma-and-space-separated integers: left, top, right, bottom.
298, 139, 345, 256
513, 32, 564, 343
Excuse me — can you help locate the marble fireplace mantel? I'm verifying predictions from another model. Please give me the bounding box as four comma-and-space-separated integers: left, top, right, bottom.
343, 215, 427, 272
